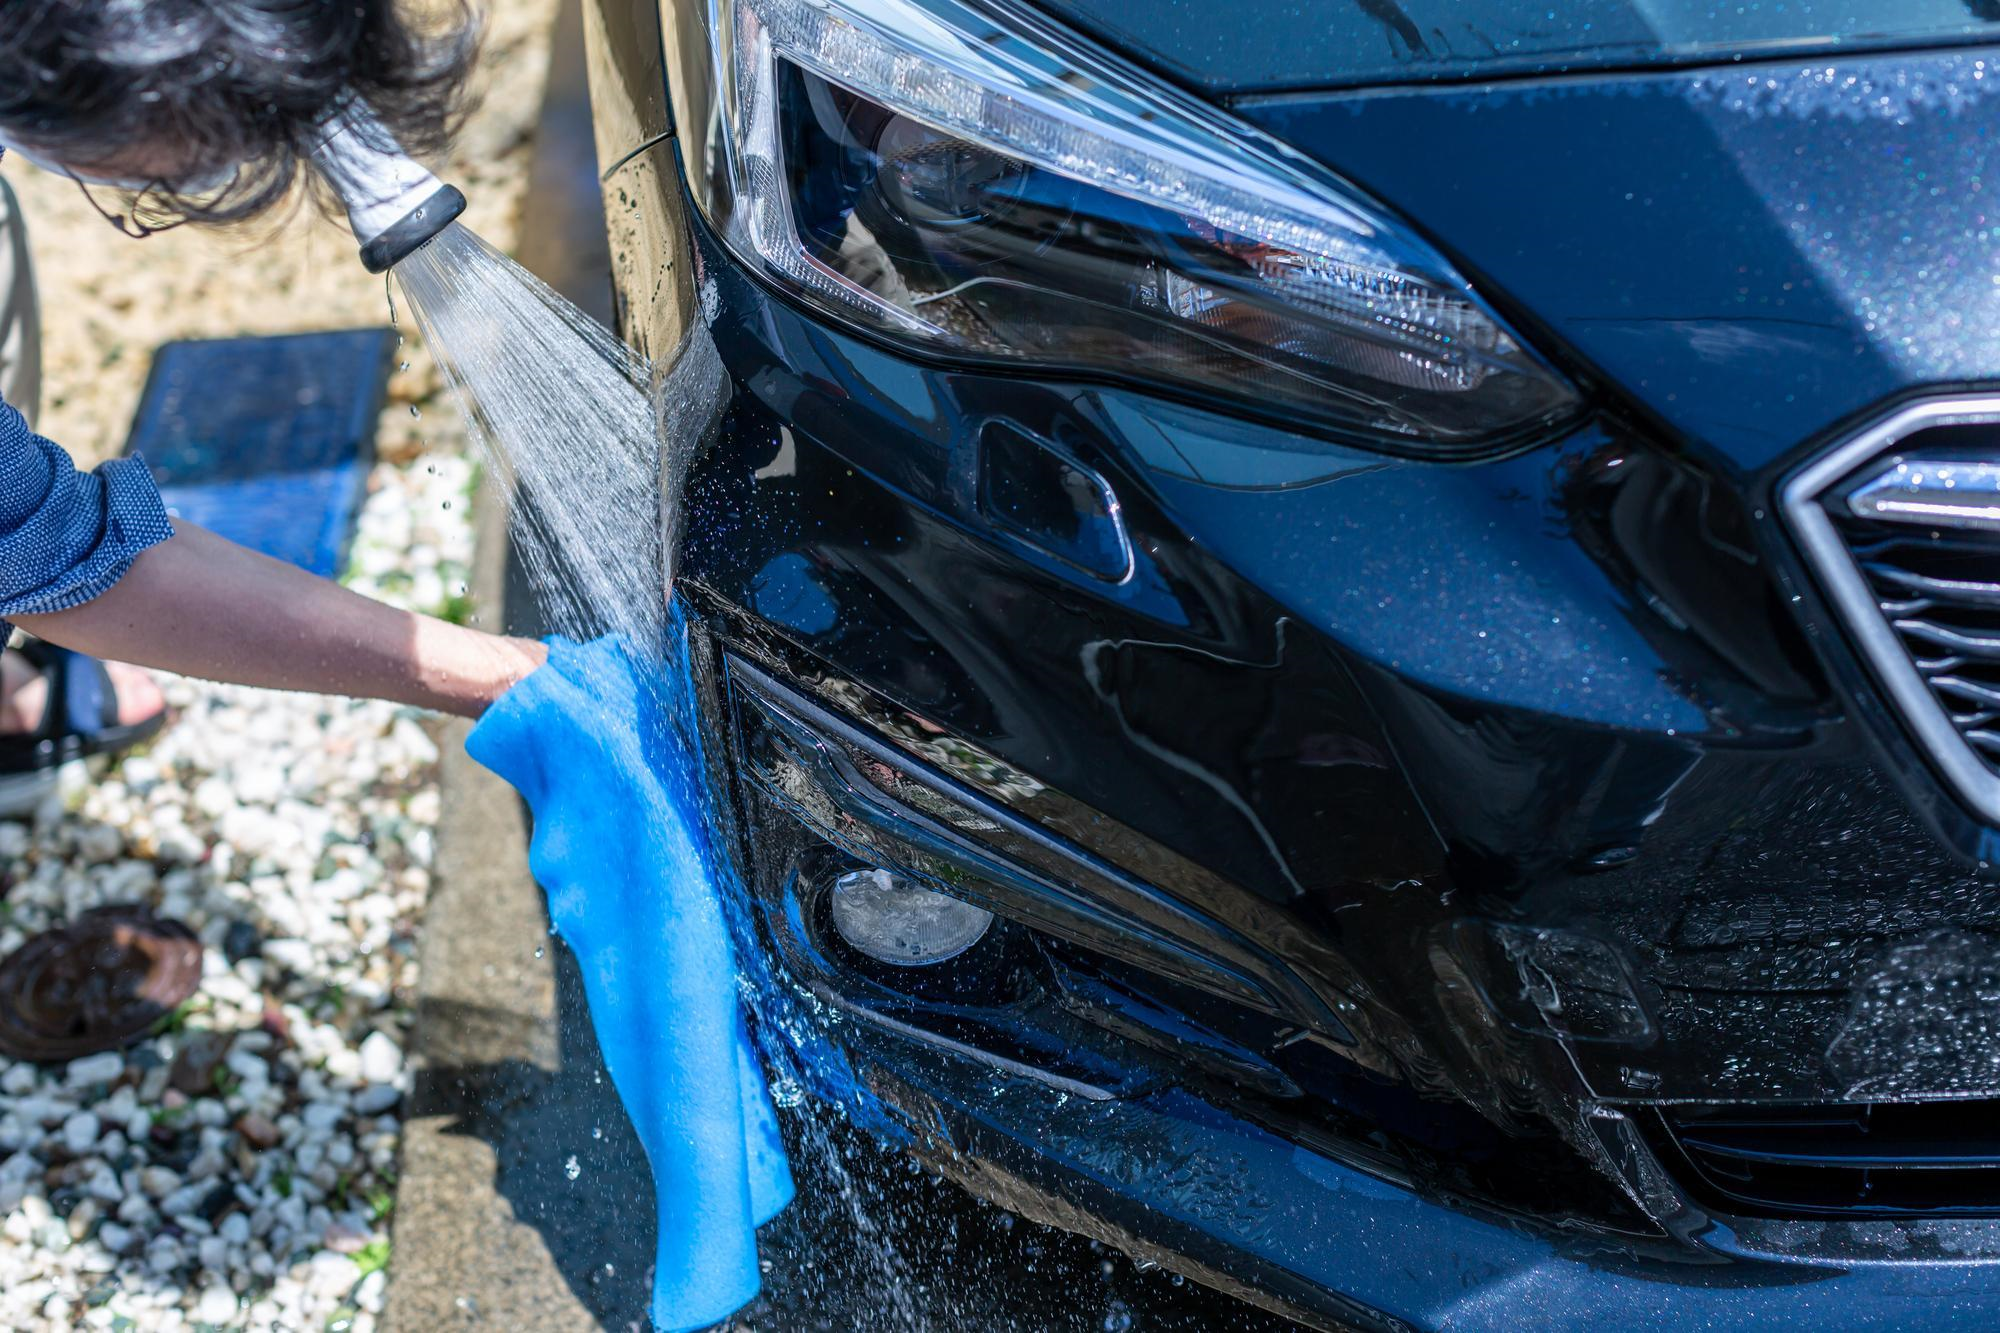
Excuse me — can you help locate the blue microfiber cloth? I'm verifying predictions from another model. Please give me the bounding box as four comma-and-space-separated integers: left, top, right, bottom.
465, 632, 795, 1332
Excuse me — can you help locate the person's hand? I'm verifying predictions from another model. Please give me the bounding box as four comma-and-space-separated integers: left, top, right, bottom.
459, 635, 550, 717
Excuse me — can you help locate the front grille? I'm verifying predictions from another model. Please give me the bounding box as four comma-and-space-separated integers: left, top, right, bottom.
1784, 403, 2000, 825
1650, 1099, 2000, 1217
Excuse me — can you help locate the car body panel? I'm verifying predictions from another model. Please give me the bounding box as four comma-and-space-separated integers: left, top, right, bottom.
1017, 0, 2000, 96
580, 0, 670, 164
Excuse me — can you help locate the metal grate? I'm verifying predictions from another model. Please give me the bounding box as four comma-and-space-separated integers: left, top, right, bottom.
1652, 1099, 2000, 1217
1784, 402, 2000, 825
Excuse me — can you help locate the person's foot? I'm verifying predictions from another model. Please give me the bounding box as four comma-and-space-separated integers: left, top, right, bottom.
0, 647, 162, 736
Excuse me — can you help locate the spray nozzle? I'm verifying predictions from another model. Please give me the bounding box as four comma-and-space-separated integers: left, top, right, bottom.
312, 103, 466, 273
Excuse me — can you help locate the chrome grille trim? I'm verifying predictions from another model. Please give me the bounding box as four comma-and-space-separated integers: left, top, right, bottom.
1848, 457, 2000, 532
1782, 397, 2000, 827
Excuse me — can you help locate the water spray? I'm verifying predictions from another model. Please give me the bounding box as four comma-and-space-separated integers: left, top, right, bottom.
316, 97, 799, 1332
312, 103, 466, 273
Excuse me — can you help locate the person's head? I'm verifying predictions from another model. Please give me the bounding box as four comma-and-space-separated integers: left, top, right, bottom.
0, 0, 477, 232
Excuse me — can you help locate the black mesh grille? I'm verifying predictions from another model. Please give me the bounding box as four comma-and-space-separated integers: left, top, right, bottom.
1652, 1099, 2000, 1218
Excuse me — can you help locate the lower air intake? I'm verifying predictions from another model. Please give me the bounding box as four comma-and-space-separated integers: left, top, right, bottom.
1651, 1099, 2000, 1218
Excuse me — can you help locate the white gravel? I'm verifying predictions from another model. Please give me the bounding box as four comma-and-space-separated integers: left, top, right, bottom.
0, 448, 475, 1332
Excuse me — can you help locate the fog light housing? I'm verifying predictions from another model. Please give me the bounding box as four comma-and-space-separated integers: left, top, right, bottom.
829, 868, 993, 966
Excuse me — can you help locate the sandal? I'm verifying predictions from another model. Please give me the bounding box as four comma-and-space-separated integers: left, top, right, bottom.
0, 641, 168, 816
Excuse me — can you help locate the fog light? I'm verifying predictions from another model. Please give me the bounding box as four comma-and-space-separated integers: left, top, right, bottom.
829, 868, 993, 967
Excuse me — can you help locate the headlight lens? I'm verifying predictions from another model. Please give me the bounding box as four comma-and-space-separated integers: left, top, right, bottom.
669, 0, 1579, 454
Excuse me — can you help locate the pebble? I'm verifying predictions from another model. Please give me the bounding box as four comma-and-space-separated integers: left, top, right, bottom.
168, 1032, 230, 1097
235, 1112, 281, 1150
73, 822, 122, 864
159, 1184, 211, 1218
65, 1052, 125, 1088
324, 1222, 370, 1253
59, 1111, 99, 1156
260, 938, 317, 974
81, 1162, 122, 1204
301, 1103, 344, 1135
192, 1284, 238, 1325
307, 1251, 361, 1299
353, 1084, 401, 1116
358, 1031, 403, 1084
145, 1237, 184, 1275
20, 1195, 51, 1232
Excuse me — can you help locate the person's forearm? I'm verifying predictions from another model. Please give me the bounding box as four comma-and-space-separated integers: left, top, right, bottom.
13, 523, 545, 717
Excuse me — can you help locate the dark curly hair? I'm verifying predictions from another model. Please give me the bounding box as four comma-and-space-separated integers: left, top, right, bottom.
0, 0, 479, 228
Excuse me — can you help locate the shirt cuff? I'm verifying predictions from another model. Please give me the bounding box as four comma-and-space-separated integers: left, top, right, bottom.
0, 453, 176, 622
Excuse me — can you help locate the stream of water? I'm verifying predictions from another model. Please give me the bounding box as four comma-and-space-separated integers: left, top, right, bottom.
392, 224, 666, 652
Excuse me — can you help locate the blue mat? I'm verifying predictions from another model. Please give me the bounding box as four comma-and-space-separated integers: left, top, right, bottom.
467, 629, 794, 1332
124, 330, 394, 577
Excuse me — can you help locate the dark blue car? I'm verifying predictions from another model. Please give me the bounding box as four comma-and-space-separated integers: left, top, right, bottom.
579, 1, 2000, 1326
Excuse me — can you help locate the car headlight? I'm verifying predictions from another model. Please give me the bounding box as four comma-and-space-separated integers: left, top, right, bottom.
663, 0, 1580, 455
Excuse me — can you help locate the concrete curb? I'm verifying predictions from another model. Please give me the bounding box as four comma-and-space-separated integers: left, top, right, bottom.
380, 2, 648, 1326
379, 469, 605, 1330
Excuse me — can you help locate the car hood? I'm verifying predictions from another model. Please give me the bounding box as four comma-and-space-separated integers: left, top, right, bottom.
1231, 49, 2000, 476
1030, 0, 2000, 97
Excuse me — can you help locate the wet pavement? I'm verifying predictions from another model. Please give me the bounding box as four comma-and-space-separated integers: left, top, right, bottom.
737, 1108, 1310, 1333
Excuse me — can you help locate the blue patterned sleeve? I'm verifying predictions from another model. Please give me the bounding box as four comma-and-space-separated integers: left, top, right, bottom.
0, 398, 175, 621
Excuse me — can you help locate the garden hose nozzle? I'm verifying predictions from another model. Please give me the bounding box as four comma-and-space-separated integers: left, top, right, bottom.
312, 103, 465, 273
